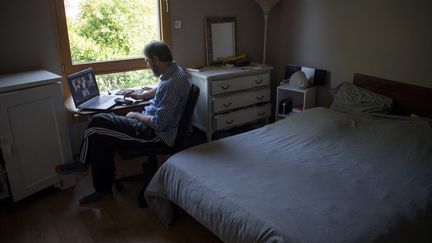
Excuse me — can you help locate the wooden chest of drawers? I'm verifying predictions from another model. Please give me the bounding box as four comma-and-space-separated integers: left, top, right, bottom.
187, 66, 272, 141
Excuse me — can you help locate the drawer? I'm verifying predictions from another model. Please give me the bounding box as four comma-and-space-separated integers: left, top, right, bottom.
243, 73, 270, 90
212, 87, 270, 113
211, 73, 270, 95
213, 103, 271, 130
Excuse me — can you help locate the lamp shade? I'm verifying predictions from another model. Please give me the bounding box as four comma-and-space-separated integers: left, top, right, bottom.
255, 0, 280, 15
288, 71, 310, 89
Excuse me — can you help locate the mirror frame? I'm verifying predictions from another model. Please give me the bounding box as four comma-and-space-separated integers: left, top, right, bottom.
205, 17, 237, 66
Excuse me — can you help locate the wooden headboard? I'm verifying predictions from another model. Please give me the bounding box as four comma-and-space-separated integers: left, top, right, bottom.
353, 73, 432, 118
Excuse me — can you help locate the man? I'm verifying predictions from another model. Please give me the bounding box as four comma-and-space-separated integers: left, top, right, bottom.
56, 41, 192, 203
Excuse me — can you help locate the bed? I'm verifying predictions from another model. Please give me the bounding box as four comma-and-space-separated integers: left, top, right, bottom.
144, 74, 432, 243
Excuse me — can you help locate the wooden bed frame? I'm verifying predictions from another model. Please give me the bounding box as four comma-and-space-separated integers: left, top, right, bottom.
353, 73, 432, 118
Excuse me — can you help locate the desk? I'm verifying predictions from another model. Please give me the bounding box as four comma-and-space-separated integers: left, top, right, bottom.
64, 96, 150, 118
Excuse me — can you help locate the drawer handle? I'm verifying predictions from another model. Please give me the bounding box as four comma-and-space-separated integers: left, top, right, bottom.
254, 79, 263, 84
257, 112, 266, 117
225, 119, 234, 124
256, 95, 265, 100
223, 102, 232, 108
221, 84, 231, 90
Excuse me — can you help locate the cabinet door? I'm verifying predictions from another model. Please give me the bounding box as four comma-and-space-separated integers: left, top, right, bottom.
0, 82, 72, 201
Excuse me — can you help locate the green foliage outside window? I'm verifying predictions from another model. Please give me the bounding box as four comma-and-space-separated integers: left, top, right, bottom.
66, 0, 160, 92
96, 69, 157, 93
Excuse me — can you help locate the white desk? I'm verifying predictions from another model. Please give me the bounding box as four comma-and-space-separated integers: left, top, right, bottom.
64, 96, 150, 117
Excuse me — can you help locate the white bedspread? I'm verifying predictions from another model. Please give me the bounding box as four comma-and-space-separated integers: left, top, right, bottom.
145, 107, 432, 243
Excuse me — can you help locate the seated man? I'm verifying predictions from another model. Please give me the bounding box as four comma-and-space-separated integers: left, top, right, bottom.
56, 40, 192, 203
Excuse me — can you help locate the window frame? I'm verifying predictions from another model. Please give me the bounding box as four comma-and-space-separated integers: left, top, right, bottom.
53, 0, 171, 83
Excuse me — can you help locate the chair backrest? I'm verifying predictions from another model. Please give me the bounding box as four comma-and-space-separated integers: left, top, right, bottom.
173, 84, 200, 149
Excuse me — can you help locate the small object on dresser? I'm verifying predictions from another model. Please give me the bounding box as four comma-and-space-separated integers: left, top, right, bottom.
279, 98, 293, 114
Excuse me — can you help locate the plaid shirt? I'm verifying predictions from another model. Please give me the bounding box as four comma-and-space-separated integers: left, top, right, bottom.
143, 63, 192, 146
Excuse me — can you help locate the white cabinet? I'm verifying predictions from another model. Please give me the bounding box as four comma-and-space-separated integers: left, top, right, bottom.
188, 66, 272, 141
0, 70, 73, 201
275, 85, 317, 120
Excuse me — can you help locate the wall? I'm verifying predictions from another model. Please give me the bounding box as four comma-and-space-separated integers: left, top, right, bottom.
170, 0, 264, 67
0, 0, 62, 75
0, 0, 264, 74
267, 0, 432, 106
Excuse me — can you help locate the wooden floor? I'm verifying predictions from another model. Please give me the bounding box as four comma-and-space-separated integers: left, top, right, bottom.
0, 159, 222, 243
0, 127, 258, 243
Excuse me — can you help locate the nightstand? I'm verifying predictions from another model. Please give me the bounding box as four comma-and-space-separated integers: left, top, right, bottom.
275, 85, 317, 120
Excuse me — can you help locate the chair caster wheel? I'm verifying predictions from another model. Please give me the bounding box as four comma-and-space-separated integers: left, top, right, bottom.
138, 198, 148, 208
115, 182, 124, 191
138, 188, 148, 208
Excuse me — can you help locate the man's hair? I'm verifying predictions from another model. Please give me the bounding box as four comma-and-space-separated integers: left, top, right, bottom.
144, 40, 173, 62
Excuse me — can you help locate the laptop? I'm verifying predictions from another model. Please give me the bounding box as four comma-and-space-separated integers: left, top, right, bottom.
67, 68, 117, 110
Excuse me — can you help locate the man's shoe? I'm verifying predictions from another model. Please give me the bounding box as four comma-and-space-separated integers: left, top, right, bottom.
79, 191, 111, 204
55, 161, 88, 175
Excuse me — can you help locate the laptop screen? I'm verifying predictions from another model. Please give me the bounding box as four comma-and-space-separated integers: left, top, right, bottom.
67, 68, 100, 106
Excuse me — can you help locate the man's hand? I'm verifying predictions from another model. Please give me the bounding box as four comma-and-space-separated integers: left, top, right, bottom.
126, 112, 152, 126
124, 87, 157, 100
126, 111, 141, 119
123, 90, 142, 100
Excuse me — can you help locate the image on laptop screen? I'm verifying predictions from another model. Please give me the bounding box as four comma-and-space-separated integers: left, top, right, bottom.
67, 68, 99, 105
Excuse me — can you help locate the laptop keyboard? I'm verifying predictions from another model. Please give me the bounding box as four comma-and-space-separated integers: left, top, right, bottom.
86, 95, 112, 106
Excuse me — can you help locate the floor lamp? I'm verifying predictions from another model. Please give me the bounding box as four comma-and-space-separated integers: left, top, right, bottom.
255, 0, 280, 64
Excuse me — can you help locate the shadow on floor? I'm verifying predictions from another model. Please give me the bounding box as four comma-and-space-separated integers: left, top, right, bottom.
187, 122, 266, 148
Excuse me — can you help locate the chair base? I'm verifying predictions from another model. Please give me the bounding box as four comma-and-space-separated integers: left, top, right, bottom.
114, 174, 149, 191
114, 154, 158, 208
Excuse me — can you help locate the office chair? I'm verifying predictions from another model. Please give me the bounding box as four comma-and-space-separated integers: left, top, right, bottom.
114, 84, 200, 208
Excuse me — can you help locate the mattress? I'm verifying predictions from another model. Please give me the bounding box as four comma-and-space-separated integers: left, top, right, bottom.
145, 107, 432, 242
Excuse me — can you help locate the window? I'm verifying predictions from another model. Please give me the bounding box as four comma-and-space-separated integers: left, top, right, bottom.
54, 0, 171, 93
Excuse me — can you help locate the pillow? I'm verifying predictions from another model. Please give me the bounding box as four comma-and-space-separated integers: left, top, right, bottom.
331, 82, 393, 114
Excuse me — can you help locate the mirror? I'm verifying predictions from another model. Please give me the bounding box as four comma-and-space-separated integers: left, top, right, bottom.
205, 17, 236, 66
